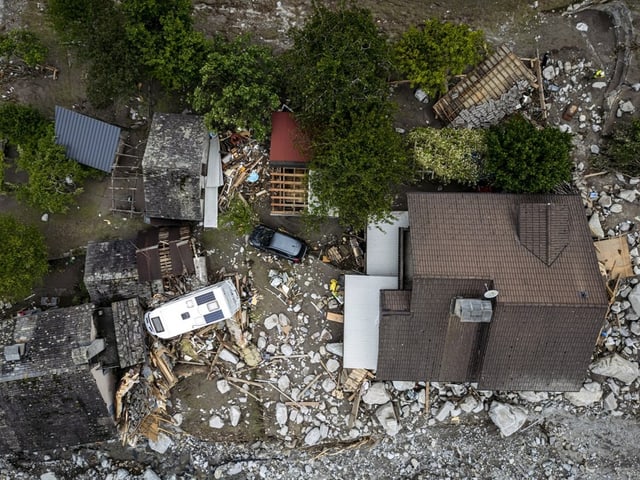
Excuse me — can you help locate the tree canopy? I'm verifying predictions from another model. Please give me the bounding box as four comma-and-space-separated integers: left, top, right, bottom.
393, 19, 486, 98
0, 214, 48, 302
281, 5, 392, 131
283, 5, 411, 229
409, 127, 486, 185
0, 30, 48, 66
484, 115, 573, 193
191, 35, 281, 140
309, 106, 409, 228
16, 128, 89, 213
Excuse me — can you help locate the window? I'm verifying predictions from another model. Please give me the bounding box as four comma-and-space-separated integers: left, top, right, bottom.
207, 301, 219, 312
453, 298, 493, 323
150, 316, 164, 333
181, 312, 190, 320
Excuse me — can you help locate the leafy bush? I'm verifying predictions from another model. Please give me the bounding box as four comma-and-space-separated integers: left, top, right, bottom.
0, 214, 48, 301
191, 35, 280, 140
604, 118, 640, 175
0, 103, 49, 147
219, 194, 257, 236
0, 30, 48, 66
16, 128, 90, 213
409, 127, 486, 185
393, 19, 486, 98
484, 115, 573, 193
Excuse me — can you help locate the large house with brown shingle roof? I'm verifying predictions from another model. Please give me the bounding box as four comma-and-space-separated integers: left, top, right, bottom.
369, 192, 608, 391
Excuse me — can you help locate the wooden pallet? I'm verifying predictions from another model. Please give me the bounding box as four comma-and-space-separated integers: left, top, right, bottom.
269, 166, 308, 215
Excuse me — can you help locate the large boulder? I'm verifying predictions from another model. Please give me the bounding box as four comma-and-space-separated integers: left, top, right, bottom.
564, 381, 602, 407
489, 402, 528, 437
375, 402, 401, 436
591, 354, 639, 384
627, 284, 640, 316
362, 382, 391, 405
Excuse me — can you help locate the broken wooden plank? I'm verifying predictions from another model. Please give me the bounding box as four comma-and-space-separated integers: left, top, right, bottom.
326, 311, 344, 323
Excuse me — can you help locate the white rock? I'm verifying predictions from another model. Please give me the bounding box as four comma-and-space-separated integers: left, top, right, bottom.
219, 348, 239, 364
392, 381, 415, 391
362, 383, 391, 405
458, 395, 479, 413
148, 432, 173, 454
143, 469, 162, 480
435, 401, 455, 422
326, 343, 344, 357
610, 204, 623, 214
588, 213, 605, 238
604, 392, 618, 410
209, 415, 224, 429
628, 284, 640, 315
518, 391, 548, 403
619, 190, 638, 203
276, 403, 288, 426
280, 344, 294, 356
591, 354, 640, 384
326, 358, 340, 373
41, 213, 49, 222
590, 144, 600, 154
217, 379, 231, 394
264, 313, 279, 330
576, 22, 588, 32
278, 375, 290, 391
304, 427, 321, 446
229, 406, 241, 427
564, 381, 602, 407
489, 402, 528, 437
620, 101, 635, 113
40, 474, 57, 480
375, 402, 400, 436
592, 81, 607, 89
278, 313, 290, 327
257, 336, 267, 349
542, 65, 555, 81
321, 377, 337, 393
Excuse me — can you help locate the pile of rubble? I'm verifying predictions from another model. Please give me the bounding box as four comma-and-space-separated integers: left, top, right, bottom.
218, 133, 269, 212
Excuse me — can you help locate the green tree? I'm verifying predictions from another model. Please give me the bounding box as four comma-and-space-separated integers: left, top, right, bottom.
219, 193, 258, 235
191, 35, 280, 140
604, 118, 640, 175
121, 0, 210, 92
393, 19, 486, 98
0, 103, 49, 147
484, 115, 573, 193
0, 30, 48, 66
281, 4, 392, 130
410, 127, 486, 185
0, 214, 48, 302
16, 128, 89, 213
309, 106, 409, 229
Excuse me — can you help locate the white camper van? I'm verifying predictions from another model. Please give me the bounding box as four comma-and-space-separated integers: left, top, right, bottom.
144, 279, 241, 339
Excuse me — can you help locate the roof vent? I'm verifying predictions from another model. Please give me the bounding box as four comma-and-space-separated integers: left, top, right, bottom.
453, 298, 493, 323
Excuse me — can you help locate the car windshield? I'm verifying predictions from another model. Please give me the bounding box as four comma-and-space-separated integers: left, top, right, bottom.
256, 228, 274, 246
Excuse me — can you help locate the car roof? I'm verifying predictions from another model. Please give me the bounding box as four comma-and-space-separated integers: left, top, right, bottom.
270, 231, 302, 255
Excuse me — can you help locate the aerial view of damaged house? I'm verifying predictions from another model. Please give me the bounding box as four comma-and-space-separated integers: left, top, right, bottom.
0, 107, 609, 452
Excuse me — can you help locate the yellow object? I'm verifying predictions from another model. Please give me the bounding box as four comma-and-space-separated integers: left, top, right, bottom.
329, 278, 339, 294
594, 69, 604, 78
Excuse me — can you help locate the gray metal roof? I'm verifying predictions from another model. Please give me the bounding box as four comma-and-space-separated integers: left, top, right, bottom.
54, 106, 121, 172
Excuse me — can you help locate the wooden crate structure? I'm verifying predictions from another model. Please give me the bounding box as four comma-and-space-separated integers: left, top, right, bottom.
433, 44, 538, 125
269, 166, 308, 215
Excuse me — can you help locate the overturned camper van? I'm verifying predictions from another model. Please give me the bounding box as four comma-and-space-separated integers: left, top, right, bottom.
144, 280, 241, 339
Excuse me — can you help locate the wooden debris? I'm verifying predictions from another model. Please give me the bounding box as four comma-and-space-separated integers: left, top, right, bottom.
326, 312, 344, 323
342, 369, 374, 393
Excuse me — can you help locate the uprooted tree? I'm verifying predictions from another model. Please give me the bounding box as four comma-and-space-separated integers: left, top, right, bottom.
409, 127, 487, 185
282, 4, 411, 229
0, 214, 48, 302
484, 114, 573, 193
393, 18, 487, 99
603, 118, 640, 175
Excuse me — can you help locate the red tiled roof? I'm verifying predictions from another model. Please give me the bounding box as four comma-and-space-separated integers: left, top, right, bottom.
269, 112, 311, 166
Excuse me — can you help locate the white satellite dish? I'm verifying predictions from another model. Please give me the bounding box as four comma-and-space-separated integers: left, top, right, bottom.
484, 290, 499, 299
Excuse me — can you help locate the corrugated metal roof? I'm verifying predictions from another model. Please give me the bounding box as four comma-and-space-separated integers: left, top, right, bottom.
54, 106, 121, 172
269, 112, 311, 166
343, 275, 397, 370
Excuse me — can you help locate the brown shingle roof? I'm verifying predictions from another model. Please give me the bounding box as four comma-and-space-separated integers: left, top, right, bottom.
408, 193, 606, 306
376, 193, 608, 390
